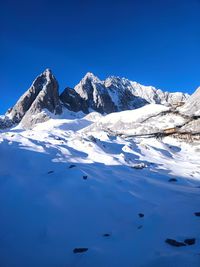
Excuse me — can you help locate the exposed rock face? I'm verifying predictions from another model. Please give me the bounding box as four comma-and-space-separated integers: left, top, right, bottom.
0, 116, 13, 129
61, 72, 189, 114
73, 73, 117, 113
7, 69, 62, 128
60, 87, 88, 113
67, 73, 148, 113
179, 87, 200, 117
104, 76, 147, 111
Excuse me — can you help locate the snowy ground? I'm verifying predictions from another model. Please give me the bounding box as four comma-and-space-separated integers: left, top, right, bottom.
0, 109, 200, 267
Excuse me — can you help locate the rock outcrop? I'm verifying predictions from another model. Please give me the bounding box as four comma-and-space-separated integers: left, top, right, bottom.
0, 116, 13, 129
7, 69, 62, 128
60, 87, 88, 113
73, 73, 118, 113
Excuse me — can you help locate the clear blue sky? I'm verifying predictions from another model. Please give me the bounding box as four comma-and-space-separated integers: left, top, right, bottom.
1, 0, 200, 113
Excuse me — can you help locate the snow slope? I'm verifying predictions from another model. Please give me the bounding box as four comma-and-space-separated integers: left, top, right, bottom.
0, 108, 200, 267
83, 104, 187, 136
179, 86, 200, 117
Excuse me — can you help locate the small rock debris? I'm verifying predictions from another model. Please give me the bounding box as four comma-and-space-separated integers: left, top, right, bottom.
184, 238, 196, 245
168, 178, 178, 182
165, 238, 196, 247
69, 164, 76, 169
83, 175, 88, 180
194, 212, 200, 217
138, 213, 144, 218
103, 233, 111, 237
73, 248, 88, 254
165, 238, 186, 247
47, 171, 54, 174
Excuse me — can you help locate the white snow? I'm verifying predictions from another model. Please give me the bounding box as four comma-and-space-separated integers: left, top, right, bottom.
82, 104, 186, 136
98, 104, 169, 124
0, 107, 200, 267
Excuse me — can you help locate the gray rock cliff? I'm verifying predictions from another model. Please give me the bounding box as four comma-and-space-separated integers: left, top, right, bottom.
7, 69, 62, 128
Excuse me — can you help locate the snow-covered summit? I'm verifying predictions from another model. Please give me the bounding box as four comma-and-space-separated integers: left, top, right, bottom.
6, 69, 62, 128
66, 72, 189, 114
0, 69, 190, 129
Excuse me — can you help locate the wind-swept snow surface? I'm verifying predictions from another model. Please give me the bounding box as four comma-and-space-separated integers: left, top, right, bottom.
83, 104, 187, 136
0, 109, 200, 267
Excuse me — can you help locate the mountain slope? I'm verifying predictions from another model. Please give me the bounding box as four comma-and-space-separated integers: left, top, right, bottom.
179, 86, 200, 117
82, 104, 188, 136
0, 112, 200, 267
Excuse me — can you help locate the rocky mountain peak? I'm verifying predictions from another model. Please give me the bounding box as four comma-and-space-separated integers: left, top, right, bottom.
67, 73, 188, 114
1, 69, 191, 129
83, 72, 99, 81
7, 69, 62, 128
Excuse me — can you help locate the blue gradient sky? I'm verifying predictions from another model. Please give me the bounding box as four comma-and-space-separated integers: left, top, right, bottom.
1, 0, 200, 113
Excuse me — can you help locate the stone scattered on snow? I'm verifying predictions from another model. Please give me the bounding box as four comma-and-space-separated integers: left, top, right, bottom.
73, 248, 88, 254
184, 238, 196, 246
165, 239, 186, 247
168, 178, 178, 182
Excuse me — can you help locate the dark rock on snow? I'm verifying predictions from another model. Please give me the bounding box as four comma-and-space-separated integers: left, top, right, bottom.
69, 164, 76, 169
73, 248, 88, 254
165, 238, 186, 247
168, 178, 178, 182
103, 233, 111, 237
47, 171, 54, 174
184, 238, 196, 245
138, 213, 144, 218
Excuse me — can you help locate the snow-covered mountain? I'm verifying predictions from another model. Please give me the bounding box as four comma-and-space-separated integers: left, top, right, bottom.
6, 69, 62, 128
1, 69, 200, 267
0, 106, 200, 267
68, 72, 189, 114
3, 69, 189, 129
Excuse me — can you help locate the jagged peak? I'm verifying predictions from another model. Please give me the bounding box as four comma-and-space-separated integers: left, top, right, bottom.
41, 68, 56, 83
81, 72, 101, 84
84, 72, 96, 79
30, 68, 55, 88
43, 68, 52, 75
104, 75, 132, 86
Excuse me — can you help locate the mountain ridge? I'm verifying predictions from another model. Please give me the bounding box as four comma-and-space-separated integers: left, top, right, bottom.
1, 69, 190, 129
1, 71, 200, 267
